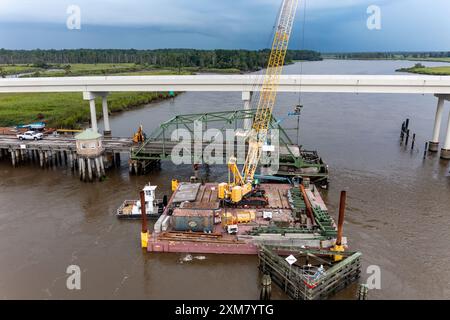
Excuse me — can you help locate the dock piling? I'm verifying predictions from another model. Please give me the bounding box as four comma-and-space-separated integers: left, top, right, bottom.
99, 156, 106, 176
140, 190, 149, 249
11, 150, 16, 167
357, 284, 369, 300
87, 158, 93, 182
336, 190, 347, 247
260, 274, 272, 300
39, 151, 44, 167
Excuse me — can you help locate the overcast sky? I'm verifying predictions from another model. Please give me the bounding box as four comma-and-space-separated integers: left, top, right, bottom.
0, 0, 449, 52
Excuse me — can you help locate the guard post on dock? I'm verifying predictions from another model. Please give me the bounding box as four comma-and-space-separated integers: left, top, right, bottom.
75, 129, 105, 182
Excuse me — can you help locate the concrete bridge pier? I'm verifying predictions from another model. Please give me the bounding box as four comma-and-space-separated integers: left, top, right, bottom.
242, 91, 253, 131
441, 109, 450, 160
429, 95, 446, 152
101, 95, 111, 136
82, 91, 111, 135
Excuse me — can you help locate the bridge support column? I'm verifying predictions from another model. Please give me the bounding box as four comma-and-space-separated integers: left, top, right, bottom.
83, 91, 111, 134
89, 99, 98, 133
429, 96, 445, 152
102, 95, 111, 136
242, 91, 252, 131
440, 110, 450, 159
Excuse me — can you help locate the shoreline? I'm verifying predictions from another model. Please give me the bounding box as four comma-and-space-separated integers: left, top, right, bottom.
0, 91, 179, 129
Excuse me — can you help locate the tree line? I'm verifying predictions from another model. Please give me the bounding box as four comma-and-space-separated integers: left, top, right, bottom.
0, 49, 322, 71
326, 51, 450, 60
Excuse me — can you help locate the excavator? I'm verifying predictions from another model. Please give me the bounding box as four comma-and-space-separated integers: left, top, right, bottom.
132, 125, 146, 143
218, 0, 299, 206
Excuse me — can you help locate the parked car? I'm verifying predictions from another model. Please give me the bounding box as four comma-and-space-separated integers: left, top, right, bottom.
17, 131, 44, 141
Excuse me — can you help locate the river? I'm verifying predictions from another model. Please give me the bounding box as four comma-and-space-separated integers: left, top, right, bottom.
0, 59, 449, 299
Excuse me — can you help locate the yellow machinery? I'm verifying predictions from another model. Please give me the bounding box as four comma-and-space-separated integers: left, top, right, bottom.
219, 0, 299, 204
221, 211, 256, 227
171, 179, 179, 192
132, 125, 145, 143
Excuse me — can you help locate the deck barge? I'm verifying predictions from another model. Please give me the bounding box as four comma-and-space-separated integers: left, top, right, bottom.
147, 181, 346, 255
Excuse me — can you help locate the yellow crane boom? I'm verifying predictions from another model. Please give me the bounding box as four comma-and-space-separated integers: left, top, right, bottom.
219, 0, 299, 204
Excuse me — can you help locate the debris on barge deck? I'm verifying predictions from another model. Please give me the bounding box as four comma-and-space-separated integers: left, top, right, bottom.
144, 180, 350, 255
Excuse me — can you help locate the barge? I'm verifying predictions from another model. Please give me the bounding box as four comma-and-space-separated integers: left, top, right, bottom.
145, 180, 347, 255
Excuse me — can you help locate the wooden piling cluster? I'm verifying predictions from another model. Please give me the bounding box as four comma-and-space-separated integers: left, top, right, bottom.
258, 245, 361, 300
128, 158, 161, 175
400, 118, 420, 152
77, 155, 107, 182
0, 146, 123, 182
0, 147, 80, 169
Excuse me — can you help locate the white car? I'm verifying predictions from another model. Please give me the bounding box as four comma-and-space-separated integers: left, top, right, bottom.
17, 131, 44, 141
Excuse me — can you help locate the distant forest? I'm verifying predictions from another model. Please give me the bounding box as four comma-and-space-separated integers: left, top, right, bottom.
0, 49, 322, 71
325, 51, 450, 60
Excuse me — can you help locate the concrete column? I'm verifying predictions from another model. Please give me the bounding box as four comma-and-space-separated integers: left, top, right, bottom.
87, 158, 93, 182
102, 96, 111, 135
429, 96, 445, 152
79, 158, 84, 180
242, 91, 252, 130
100, 156, 106, 175
68, 152, 73, 170
94, 157, 101, 179
89, 99, 98, 133
11, 150, 16, 167
440, 111, 450, 159
39, 151, 44, 168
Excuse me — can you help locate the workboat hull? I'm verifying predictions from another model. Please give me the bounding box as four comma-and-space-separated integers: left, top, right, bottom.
116, 199, 163, 219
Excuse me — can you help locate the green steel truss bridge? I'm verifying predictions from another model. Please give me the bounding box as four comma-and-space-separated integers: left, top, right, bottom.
130, 109, 328, 185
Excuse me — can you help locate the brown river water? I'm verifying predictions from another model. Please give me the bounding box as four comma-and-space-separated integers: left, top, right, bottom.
0, 60, 449, 299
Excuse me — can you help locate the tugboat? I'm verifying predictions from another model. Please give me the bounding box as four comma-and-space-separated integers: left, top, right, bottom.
116, 183, 165, 219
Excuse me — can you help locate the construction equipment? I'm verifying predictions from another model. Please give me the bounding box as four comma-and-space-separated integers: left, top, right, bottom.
132, 125, 145, 143
218, 0, 299, 204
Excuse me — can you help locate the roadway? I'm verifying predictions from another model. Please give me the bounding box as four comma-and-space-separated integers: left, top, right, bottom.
1, 75, 450, 94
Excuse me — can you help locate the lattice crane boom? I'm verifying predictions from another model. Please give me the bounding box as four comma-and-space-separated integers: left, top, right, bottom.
243, 0, 299, 183
218, 0, 299, 204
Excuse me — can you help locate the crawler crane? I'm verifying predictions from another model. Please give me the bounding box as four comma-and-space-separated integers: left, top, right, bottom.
218, 0, 299, 205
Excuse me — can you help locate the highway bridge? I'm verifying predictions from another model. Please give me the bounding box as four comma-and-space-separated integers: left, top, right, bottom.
1, 74, 450, 159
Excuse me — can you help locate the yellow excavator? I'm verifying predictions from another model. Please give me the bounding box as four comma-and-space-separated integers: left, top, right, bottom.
132, 125, 145, 143
218, 0, 299, 205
